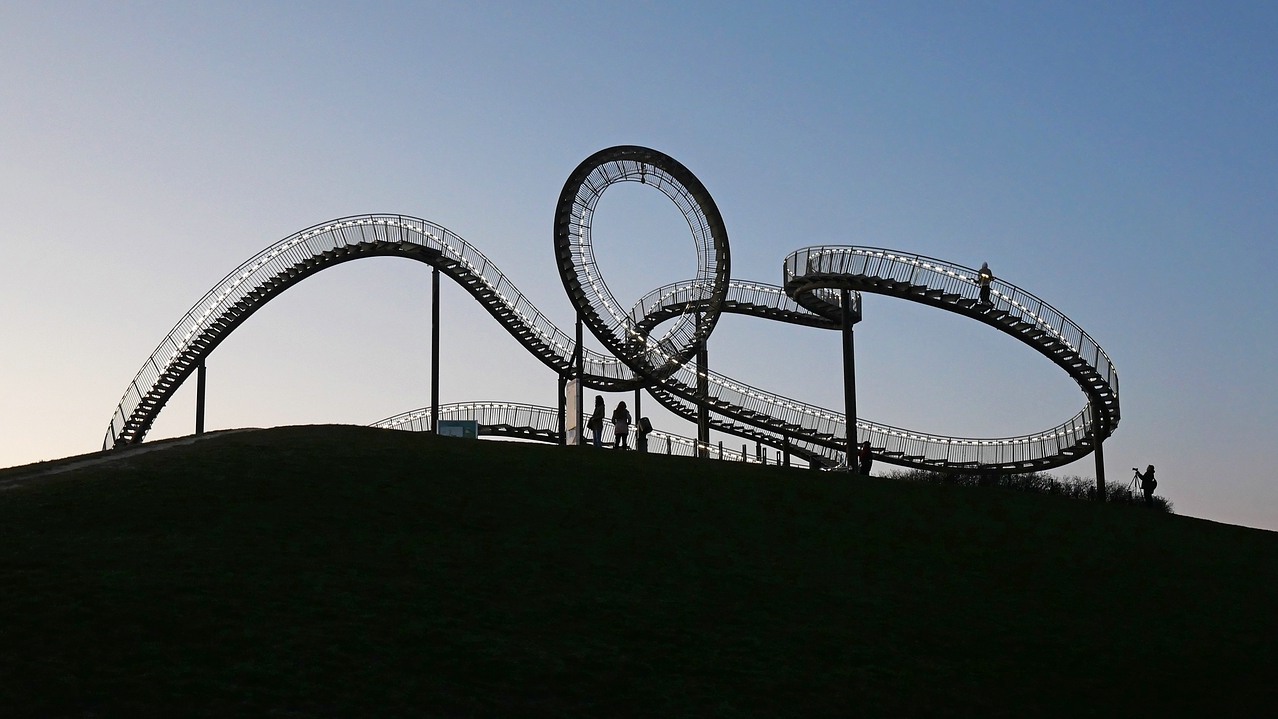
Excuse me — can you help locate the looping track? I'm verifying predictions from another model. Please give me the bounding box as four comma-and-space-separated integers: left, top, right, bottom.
105, 147, 1119, 472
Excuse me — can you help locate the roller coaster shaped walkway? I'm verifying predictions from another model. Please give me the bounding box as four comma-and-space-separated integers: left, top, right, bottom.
105, 146, 1119, 472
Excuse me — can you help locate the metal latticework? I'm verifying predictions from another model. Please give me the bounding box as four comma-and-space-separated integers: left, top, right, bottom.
554, 146, 731, 381
104, 145, 1119, 474
781, 246, 1120, 469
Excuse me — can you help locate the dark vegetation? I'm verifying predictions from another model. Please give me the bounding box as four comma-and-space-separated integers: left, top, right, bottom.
1, 426, 1275, 717
882, 468, 1174, 513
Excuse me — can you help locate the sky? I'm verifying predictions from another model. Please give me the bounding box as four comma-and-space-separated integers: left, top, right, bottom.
1, 2, 1275, 528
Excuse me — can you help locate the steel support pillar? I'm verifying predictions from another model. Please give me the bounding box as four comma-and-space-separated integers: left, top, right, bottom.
634, 387, 644, 452
1093, 404, 1106, 501
841, 289, 857, 471
574, 315, 584, 445
695, 313, 709, 457
431, 267, 440, 434
195, 359, 206, 435
558, 374, 567, 446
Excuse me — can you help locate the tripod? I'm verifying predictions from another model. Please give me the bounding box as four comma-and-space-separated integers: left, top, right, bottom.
1129, 468, 1143, 498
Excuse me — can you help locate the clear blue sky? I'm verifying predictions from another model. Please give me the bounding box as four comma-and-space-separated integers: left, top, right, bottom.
2, 2, 1275, 528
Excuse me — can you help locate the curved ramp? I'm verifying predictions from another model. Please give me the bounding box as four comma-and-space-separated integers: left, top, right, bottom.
104, 147, 1119, 473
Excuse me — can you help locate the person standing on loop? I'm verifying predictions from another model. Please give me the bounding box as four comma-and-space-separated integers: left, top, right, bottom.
612, 401, 632, 450
977, 262, 995, 306
858, 441, 873, 476
587, 395, 605, 448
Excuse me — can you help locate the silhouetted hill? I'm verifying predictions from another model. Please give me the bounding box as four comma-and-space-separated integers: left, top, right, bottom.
1, 426, 1273, 717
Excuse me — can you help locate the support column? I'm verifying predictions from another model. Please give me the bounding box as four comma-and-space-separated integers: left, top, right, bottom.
695, 313, 709, 457
1093, 405, 1106, 501
842, 289, 857, 471
558, 374, 567, 446
634, 387, 644, 452
783, 436, 790, 467
574, 315, 584, 446
431, 267, 440, 434
195, 359, 206, 435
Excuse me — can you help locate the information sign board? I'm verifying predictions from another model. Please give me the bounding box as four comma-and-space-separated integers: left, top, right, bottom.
438, 420, 478, 439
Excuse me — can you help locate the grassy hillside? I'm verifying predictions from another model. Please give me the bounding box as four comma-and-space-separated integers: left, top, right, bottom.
1, 426, 1274, 717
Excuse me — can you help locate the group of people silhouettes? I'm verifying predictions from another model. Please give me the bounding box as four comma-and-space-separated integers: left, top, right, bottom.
586, 395, 646, 450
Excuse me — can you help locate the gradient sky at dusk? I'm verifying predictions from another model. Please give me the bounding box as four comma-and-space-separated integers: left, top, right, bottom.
2, 3, 1275, 528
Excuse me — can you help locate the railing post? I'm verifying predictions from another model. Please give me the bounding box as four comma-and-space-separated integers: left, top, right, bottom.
431, 266, 440, 434
195, 359, 206, 435
842, 289, 857, 472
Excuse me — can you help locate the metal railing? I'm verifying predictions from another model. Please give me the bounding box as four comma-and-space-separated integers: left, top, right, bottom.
105, 151, 1118, 475
373, 401, 761, 463
104, 214, 642, 449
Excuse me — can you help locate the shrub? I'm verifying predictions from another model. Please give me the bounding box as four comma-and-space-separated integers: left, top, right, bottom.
879, 469, 1173, 513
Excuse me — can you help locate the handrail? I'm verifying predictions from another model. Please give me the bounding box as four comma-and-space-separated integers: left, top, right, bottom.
373, 401, 759, 463
104, 147, 1119, 474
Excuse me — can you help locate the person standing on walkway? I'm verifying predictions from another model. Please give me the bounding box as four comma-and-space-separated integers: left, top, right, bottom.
636, 416, 651, 453
588, 395, 605, 448
612, 401, 632, 450
858, 441, 873, 476
977, 262, 994, 306
1136, 465, 1157, 506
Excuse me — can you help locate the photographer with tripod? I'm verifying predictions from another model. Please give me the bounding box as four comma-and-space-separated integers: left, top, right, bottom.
1133, 465, 1157, 506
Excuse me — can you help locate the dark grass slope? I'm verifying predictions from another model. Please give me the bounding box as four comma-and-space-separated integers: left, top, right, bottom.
1, 426, 1275, 717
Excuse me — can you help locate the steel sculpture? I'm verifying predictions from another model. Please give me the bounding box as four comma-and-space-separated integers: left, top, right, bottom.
103, 145, 1119, 473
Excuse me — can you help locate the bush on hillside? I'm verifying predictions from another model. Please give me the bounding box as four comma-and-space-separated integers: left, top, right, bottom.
880, 469, 1173, 513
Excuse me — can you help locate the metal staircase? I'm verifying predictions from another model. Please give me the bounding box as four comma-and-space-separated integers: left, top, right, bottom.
105, 149, 1118, 475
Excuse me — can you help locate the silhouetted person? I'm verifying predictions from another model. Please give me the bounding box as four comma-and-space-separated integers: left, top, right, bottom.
612, 401, 632, 450
977, 262, 994, 306
858, 441, 873, 475
588, 395, 605, 448
636, 416, 652, 453
1136, 464, 1157, 506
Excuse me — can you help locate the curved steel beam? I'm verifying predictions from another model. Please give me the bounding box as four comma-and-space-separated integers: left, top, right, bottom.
105, 147, 1119, 474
